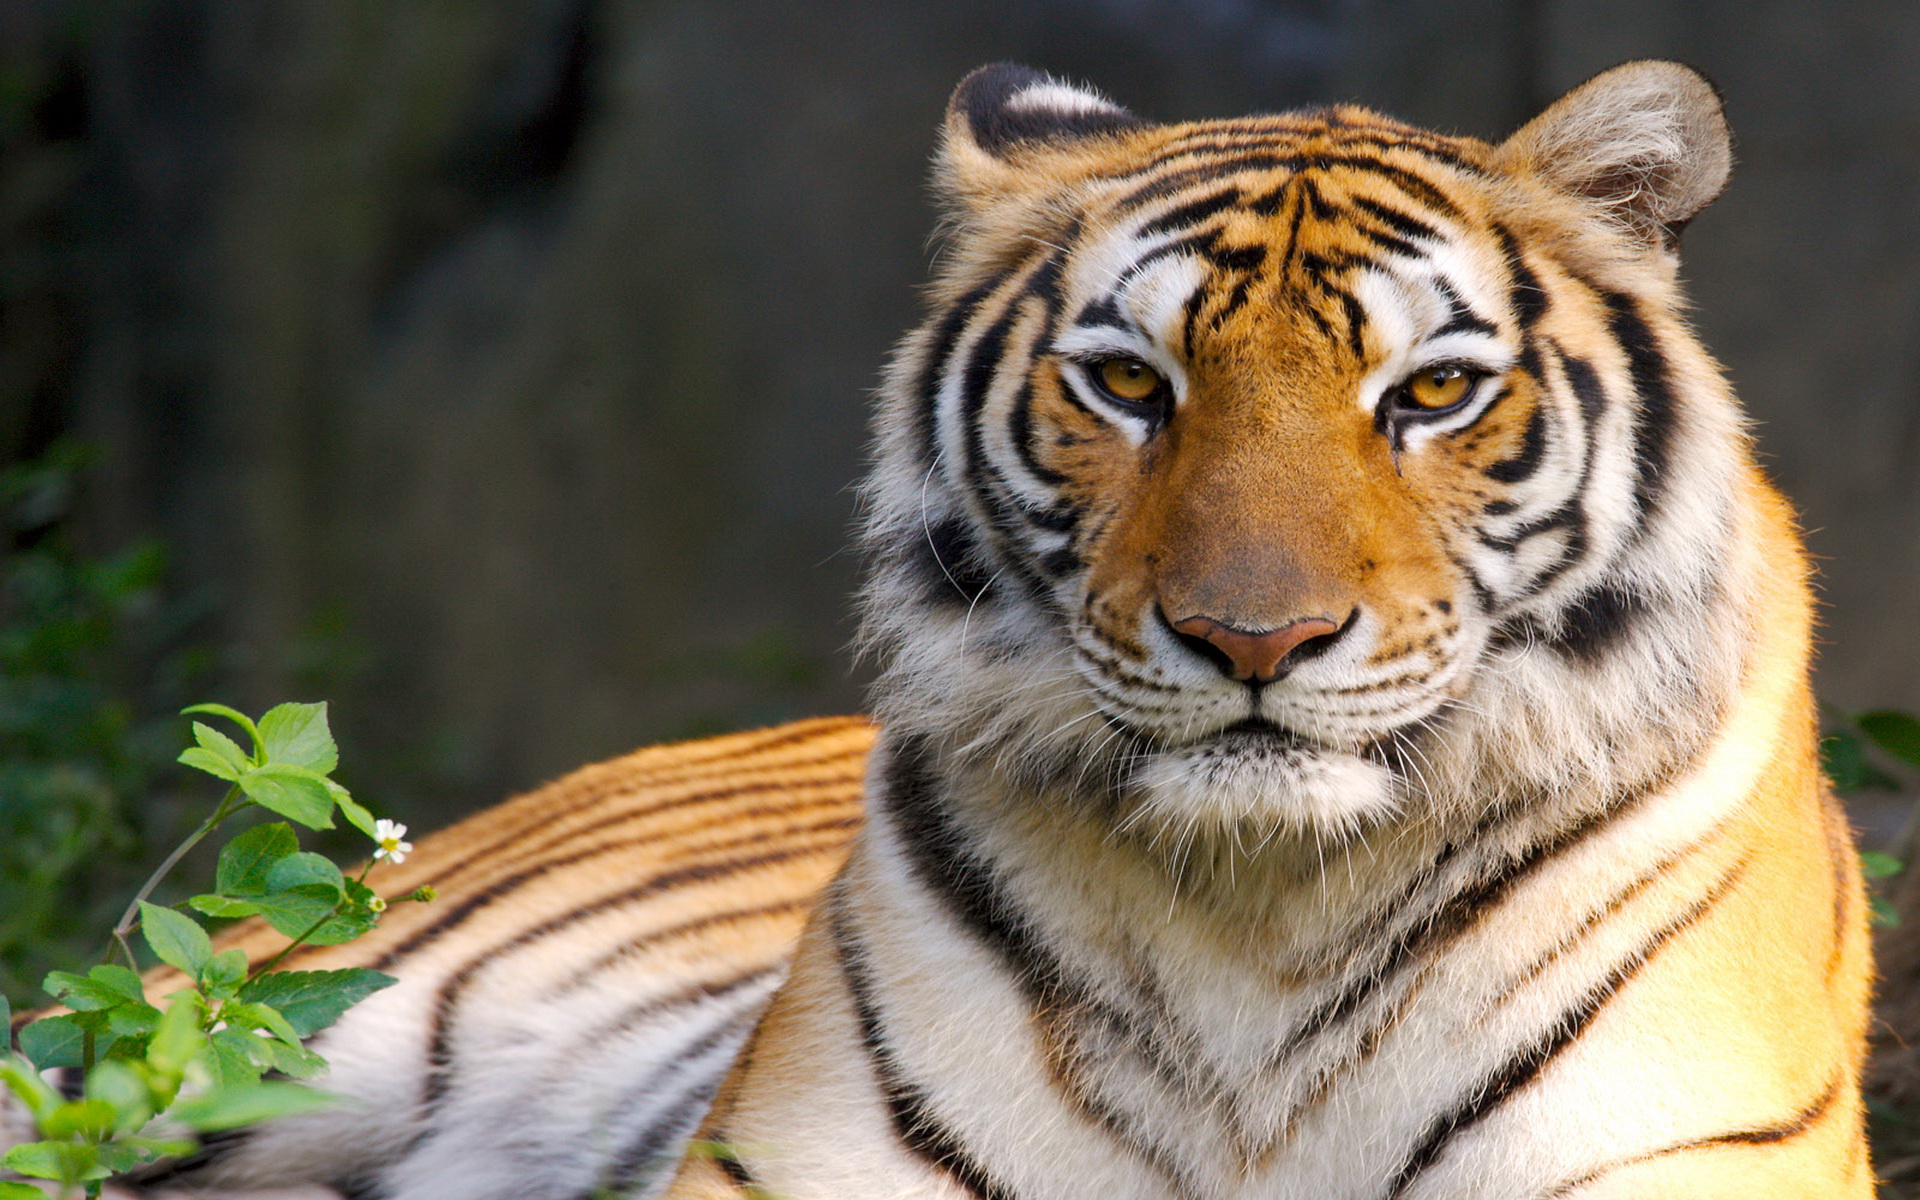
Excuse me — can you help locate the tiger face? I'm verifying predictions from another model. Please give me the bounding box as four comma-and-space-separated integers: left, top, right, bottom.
863, 63, 1742, 842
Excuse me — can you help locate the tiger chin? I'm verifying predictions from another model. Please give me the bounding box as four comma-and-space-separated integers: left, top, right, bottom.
29, 58, 1872, 1200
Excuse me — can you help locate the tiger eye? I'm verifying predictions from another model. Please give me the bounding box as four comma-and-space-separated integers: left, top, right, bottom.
1096, 357, 1165, 404
1404, 364, 1472, 410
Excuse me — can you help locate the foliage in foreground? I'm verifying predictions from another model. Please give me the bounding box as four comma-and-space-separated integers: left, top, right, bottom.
1, 702, 422, 1199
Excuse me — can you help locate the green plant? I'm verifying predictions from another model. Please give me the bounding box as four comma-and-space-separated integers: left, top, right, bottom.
1822, 705, 1920, 927
1, 701, 418, 1199
0, 441, 207, 1005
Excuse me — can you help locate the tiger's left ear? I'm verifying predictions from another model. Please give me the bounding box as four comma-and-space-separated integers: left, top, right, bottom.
936, 63, 1143, 213
1498, 60, 1731, 246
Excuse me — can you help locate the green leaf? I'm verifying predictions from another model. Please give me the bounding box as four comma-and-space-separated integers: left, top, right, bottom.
0, 994, 8, 1038
257, 702, 338, 774
194, 720, 254, 772
18, 1013, 91, 1070
43, 964, 145, 1012
84, 1059, 153, 1132
221, 1001, 303, 1049
1862, 851, 1904, 880
201, 947, 250, 998
138, 901, 212, 976
1872, 894, 1902, 928
238, 968, 397, 1038
237, 764, 336, 829
250, 1036, 328, 1080
333, 785, 378, 839
182, 702, 262, 757
104, 999, 160, 1040
265, 852, 345, 898
249, 885, 347, 941
4, 1138, 104, 1182
0, 1180, 50, 1199
178, 745, 242, 781
0, 1055, 63, 1123
168, 1081, 338, 1131
216, 821, 299, 896
1860, 710, 1920, 769
208, 1027, 266, 1089
145, 993, 205, 1078
1822, 731, 1898, 793
191, 893, 262, 919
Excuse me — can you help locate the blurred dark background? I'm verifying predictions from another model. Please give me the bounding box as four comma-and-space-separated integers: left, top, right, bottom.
2, 1, 1915, 908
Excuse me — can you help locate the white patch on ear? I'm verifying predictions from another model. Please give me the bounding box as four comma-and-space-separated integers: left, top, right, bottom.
1004, 80, 1126, 120
1499, 60, 1731, 243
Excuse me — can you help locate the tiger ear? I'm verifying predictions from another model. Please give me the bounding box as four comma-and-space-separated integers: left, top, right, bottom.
1498, 60, 1731, 246
937, 63, 1142, 211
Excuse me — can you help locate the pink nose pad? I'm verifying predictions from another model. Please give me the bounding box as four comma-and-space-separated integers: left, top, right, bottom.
1168, 614, 1342, 683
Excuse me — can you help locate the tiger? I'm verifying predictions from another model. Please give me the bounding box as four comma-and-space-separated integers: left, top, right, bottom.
5, 58, 1873, 1200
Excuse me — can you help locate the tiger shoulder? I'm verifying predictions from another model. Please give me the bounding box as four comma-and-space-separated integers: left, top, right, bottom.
10, 58, 1872, 1200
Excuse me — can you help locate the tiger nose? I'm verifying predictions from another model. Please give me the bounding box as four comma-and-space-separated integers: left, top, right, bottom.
1165, 613, 1344, 684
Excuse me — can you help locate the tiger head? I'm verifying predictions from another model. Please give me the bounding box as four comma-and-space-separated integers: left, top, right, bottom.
861, 62, 1752, 844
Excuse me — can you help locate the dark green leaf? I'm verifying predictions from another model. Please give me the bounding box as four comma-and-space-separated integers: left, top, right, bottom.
265, 852, 344, 899
178, 745, 241, 781
1822, 732, 1898, 793
238, 968, 397, 1038
216, 822, 299, 896
18, 1013, 91, 1070
138, 901, 212, 976
1860, 710, 1920, 769
0, 994, 8, 1039
168, 1081, 337, 1131
237, 764, 335, 829
251, 1036, 328, 1080
104, 999, 160, 1040
257, 702, 338, 774
193, 721, 254, 772
250, 884, 346, 941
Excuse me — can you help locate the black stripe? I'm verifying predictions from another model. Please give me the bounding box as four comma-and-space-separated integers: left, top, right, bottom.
1137, 187, 1243, 236
828, 881, 1017, 1200
1492, 223, 1548, 330
1539, 1073, 1843, 1197
591, 1003, 766, 1197
1117, 153, 1464, 220
1350, 195, 1442, 242
411, 825, 855, 1112
907, 515, 996, 605
372, 780, 859, 969
1431, 276, 1497, 338
1485, 402, 1548, 484
1599, 289, 1679, 528
915, 277, 1006, 464
1546, 582, 1646, 663
1381, 854, 1754, 1199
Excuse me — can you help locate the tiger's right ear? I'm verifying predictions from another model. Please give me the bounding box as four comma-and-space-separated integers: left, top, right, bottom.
936, 64, 1142, 213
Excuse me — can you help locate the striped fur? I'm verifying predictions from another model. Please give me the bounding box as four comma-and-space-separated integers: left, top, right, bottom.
667, 62, 1872, 1199
6, 61, 1871, 1200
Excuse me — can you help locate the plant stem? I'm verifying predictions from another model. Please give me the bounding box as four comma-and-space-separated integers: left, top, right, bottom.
107, 787, 245, 964
245, 904, 341, 982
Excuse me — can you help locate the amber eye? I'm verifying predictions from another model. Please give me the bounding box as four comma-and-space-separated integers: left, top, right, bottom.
1092, 357, 1166, 406
1401, 363, 1476, 411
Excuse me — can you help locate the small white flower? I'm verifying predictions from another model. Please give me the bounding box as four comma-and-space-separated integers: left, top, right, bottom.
373, 818, 413, 865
